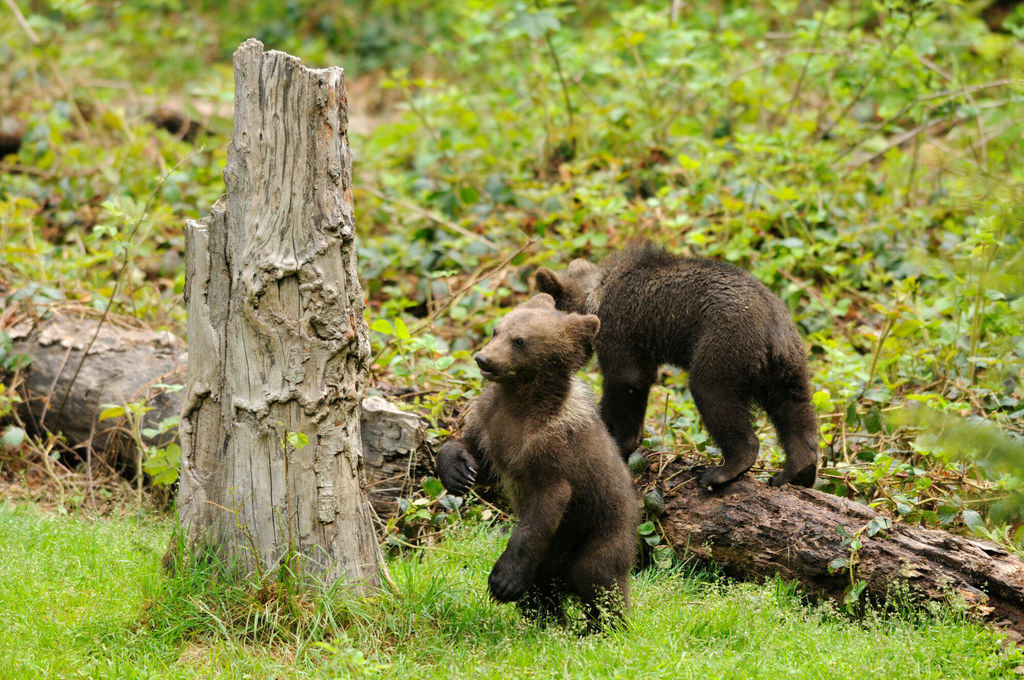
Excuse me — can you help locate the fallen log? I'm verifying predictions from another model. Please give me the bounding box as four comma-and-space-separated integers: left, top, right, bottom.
4, 308, 430, 517
636, 454, 1024, 643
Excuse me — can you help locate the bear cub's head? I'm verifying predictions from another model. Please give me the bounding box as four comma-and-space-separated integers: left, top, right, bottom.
475, 293, 599, 384
533, 259, 600, 314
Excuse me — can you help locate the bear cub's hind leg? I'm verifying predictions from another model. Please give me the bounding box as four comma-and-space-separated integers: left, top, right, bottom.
765, 397, 819, 487
690, 378, 760, 488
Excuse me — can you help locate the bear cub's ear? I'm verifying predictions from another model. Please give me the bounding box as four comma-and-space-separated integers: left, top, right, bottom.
567, 313, 600, 341
533, 268, 563, 298
521, 293, 556, 310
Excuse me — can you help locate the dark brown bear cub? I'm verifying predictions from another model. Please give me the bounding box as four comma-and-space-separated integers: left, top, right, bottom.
436, 294, 639, 629
535, 244, 818, 489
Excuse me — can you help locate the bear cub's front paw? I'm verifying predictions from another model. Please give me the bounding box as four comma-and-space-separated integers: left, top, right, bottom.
488, 553, 529, 603
436, 440, 477, 497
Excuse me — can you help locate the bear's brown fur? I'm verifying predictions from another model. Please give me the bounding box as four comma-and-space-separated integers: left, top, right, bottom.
535, 244, 818, 488
436, 294, 639, 629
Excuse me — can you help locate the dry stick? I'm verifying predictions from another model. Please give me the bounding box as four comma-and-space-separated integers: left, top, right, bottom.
370, 238, 537, 367
843, 97, 1022, 178
356, 186, 498, 251
779, 14, 826, 126
3, 0, 39, 44
816, 15, 916, 142
912, 63, 1015, 170
52, 156, 193, 428
422, 238, 536, 329
39, 339, 76, 430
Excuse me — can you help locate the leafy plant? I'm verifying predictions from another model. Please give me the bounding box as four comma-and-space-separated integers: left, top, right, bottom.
828, 516, 893, 612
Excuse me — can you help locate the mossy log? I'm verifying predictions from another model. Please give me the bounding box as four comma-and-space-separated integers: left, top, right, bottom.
636, 453, 1024, 643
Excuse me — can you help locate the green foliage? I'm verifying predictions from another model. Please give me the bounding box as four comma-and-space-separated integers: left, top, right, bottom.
1, 505, 1021, 679
828, 516, 893, 612
2, 0, 1023, 552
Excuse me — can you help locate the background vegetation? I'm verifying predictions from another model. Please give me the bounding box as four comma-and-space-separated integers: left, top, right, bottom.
1, 0, 1023, 676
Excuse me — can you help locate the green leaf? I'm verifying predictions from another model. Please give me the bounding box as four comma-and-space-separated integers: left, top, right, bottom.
286, 431, 309, 450
828, 557, 849, 573
370, 319, 394, 335
811, 389, 833, 413
637, 521, 655, 536
422, 477, 444, 498
652, 545, 673, 569
507, 9, 561, 40
394, 317, 410, 340
845, 580, 867, 605
961, 509, 986, 536
863, 406, 883, 434
98, 405, 126, 421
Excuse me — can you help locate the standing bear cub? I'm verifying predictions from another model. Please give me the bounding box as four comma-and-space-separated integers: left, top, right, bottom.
436, 294, 639, 629
535, 244, 818, 488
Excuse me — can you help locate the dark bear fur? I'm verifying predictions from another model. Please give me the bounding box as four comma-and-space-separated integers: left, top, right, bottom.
436, 294, 639, 629
535, 245, 818, 489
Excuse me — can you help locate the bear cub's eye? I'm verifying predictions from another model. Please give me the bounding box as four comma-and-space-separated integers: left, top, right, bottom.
513, 337, 526, 348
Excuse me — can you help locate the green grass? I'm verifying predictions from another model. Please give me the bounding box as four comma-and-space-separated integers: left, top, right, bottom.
0, 503, 1019, 679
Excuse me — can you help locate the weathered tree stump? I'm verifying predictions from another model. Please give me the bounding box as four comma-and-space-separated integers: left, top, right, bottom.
175, 39, 379, 587
637, 454, 1024, 642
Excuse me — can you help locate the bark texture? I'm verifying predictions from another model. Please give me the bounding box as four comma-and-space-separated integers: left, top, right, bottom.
177, 39, 378, 587
8, 309, 186, 467
639, 455, 1024, 641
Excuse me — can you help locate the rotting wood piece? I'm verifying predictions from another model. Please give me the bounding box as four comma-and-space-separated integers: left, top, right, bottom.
636, 453, 1024, 643
8, 308, 186, 470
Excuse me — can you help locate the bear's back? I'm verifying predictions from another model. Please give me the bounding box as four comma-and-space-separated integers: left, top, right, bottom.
593, 248, 800, 375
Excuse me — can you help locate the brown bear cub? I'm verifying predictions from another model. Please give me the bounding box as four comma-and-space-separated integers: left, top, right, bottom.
535, 244, 818, 489
436, 294, 639, 629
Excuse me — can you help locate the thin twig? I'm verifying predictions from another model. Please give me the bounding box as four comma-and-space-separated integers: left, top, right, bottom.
370, 239, 536, 366
356, 186, 498, 251
780, 13, 826, 125
4, 0, 39, 44
535, 0, 574, 130
816, 13, 917, 141
53, 155, 194, 426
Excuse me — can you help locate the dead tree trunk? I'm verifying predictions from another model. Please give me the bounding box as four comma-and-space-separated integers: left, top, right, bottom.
176, 39, 378, 587
638, 456, 1024, 641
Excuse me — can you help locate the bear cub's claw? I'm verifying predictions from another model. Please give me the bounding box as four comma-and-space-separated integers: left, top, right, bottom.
436, 440, 477, 497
